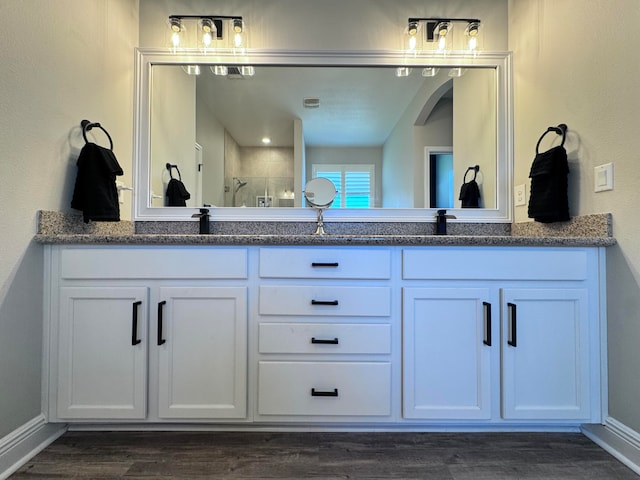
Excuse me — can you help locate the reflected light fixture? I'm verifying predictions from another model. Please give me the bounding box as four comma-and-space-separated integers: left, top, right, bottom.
211, 65, 228, 76
422, 67, 440, 77
181, 65, 201, 75
396, 67, 412, 77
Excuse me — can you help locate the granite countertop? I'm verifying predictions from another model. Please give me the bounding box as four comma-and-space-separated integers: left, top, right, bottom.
34, 211, 616, 248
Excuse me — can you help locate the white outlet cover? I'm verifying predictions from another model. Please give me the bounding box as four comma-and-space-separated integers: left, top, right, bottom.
594, 163, 614, 192
514, 184, 526, 206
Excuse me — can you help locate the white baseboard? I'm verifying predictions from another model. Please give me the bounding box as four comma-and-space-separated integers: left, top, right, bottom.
582, 417, 640, 476
0, 415, 67, 480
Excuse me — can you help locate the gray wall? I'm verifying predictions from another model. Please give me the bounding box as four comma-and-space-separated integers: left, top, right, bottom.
0, 0, 138, 438
509, 0, 640, 432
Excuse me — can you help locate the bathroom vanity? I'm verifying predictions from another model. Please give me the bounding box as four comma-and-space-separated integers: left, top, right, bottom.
39, 227, 611, 430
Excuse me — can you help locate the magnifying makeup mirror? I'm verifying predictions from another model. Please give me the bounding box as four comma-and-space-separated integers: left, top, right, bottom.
304, 177, 337, 235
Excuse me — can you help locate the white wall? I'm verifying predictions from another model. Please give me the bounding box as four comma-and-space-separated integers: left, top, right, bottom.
0, 1, 138, 438
509, 0, 640, 432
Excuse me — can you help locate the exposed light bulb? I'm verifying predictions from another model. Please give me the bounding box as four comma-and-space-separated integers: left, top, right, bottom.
234, 32, 243, 48
408, 35, 417, 52
395, 67, 412, 77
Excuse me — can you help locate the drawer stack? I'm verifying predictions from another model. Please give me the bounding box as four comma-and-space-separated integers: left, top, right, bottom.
256, 247, 393, 420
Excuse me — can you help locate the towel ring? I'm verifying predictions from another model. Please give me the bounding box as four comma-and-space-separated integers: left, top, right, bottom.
166, 163, 182, 181
463, 165, 479, 183
81, 119, 114, 150
535, 123, 567, 154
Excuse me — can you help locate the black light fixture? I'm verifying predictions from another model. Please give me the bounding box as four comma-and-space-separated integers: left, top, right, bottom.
406, 17, 481, 53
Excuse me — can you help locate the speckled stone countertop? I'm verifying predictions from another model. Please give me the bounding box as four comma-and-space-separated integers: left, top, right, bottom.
34, 211, 615, 247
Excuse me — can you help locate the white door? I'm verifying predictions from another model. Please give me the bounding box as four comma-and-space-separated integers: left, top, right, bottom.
156, 286, 247, 419
501, 288, 590, 420
403, 288, 493, 419
57, 286, 148, 419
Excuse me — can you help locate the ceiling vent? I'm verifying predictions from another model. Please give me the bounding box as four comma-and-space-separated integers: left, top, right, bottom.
303, 97, 320, 108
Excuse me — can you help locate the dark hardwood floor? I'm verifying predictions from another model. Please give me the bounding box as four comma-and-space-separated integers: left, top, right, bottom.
9, 431, 639, 479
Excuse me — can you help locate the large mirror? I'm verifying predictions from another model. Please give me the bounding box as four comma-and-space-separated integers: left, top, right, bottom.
134, 49, 512, 222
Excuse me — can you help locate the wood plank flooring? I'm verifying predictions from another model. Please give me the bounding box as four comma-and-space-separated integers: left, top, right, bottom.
9, 431, 639, 479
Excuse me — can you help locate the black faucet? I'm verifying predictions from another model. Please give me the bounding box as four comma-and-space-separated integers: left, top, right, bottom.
435, 209, 456, 235
191, 208, 210, 234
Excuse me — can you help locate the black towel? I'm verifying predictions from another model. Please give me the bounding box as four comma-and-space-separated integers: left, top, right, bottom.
459, 180, 481, 208
166, 178, 191, 206
527, 145, 569, 223
71, 143, 123, 223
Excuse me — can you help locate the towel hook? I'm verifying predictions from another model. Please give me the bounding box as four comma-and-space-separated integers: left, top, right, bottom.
535, 123, 567, 154
81, 119, 114, 150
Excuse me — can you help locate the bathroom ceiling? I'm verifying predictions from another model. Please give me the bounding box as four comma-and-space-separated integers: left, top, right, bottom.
196, 66, 430, 147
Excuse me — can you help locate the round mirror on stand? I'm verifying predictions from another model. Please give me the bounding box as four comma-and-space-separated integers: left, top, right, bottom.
304, 177, 337, 235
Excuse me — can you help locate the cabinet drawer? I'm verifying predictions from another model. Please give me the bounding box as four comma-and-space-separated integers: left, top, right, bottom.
259, 323, 391, 354
59, 246, 247, 279
258, 361, 391, 416
403, 247, 589, 281
259, 286, 391, 316
259, 247, 391, 279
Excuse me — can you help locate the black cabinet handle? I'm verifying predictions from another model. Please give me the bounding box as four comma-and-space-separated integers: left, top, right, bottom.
131, 301, 142, 346
311, 388, 339, 397
157, 300, 166, 346
507, 302, 517, 347
311, 262, 339, 267
311, 337, 339, 345
483, 301, 492, 347
311, 300, 339, 306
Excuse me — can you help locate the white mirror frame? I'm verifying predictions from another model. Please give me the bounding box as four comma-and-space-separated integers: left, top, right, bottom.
134, 48, 513, 223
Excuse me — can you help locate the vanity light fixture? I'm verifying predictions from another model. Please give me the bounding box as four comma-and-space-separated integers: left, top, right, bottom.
405, 17, 481, 54
200, 17, 216, 51
167, 15, 245, 53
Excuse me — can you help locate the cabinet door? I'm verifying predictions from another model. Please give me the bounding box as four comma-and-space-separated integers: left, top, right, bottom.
501, 288, 590, 420
403, 288, 493, 419
57, 286, 148, 419
157, 287, 247, 419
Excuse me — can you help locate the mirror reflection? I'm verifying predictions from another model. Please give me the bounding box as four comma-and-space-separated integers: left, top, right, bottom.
149, 64, 496, 210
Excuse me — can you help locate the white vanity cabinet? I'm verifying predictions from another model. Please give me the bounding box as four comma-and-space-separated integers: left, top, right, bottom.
56, 286, 149, 419
46, 245, 248, 422
402, 247, 603, 424
402, 287, 494, 420
255, 247, 394, 421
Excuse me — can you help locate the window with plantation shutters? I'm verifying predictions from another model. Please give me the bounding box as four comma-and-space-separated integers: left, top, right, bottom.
312, 164, 375, 208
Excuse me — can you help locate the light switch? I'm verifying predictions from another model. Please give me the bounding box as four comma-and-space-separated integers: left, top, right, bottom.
594, 163, 614, 192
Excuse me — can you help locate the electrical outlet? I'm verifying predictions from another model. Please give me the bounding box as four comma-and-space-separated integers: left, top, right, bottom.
514, 184, 526, 206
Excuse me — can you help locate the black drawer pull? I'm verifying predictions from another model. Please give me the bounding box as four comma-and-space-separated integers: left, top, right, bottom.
157, 300, 167, 346
482, 301, 492, 347
507, 302, 517, 347
311, 262, 339, 267
131, 301, 142, 346
311, 388, 338, 397
311, 337, 339, 345
311, 300, 339, 306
